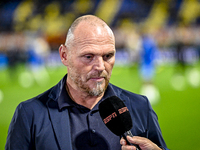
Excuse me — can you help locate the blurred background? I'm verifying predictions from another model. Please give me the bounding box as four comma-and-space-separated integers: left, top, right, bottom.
0, 0, 200, 149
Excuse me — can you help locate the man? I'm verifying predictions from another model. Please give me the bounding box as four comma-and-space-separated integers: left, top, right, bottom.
5, 15, 168, 150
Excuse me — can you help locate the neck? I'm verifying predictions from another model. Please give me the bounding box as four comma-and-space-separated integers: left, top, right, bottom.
66, 81, 103, 110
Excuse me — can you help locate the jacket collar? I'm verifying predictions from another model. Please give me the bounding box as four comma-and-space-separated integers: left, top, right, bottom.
48, 74, 67, 104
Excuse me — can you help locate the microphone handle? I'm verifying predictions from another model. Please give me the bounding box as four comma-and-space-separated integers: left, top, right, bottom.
122, 131, 141, 150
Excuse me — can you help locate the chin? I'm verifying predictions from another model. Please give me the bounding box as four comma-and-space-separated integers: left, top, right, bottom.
87, 82, 105, 96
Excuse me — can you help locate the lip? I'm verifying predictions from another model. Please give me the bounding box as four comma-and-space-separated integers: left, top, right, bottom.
89, 77, 104, 82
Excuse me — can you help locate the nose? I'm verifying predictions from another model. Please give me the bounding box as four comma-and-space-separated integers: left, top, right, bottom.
93, 57, 105, 71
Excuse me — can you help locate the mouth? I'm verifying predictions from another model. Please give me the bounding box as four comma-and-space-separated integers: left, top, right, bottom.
89, 77, 105, 82
87, 72, 107, 83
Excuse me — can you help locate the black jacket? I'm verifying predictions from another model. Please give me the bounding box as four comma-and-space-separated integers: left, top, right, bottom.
5, 74, 168, 150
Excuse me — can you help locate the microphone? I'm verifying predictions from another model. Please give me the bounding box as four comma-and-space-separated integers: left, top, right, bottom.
98, 96, 141, 150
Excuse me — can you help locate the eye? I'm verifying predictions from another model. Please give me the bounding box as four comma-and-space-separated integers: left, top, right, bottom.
82, 54, 94, 62
103, 53, 114, 61
85, 55, 92, 59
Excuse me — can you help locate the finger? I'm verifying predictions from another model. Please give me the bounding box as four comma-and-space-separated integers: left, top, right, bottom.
126, 136, 142, 150
127, 136, 144, 145
127, 136, 160, 150
121, 145, 137, 150
120, 137, 127, 146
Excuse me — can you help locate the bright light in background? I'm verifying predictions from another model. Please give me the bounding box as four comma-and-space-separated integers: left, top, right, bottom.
186, 68, 200, 87
140, 84, 160, 105
170, 74, 186, 91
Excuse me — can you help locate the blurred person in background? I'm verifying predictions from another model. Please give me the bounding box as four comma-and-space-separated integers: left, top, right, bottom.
174, 25, 187, 74
170, 25, 186, 91
18, 33, 51, 88
3, 32, 27, 78
138, 27, 160, 105
5, 15, 168, 150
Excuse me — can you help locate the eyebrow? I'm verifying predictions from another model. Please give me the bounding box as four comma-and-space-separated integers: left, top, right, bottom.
80, 49, 116, 56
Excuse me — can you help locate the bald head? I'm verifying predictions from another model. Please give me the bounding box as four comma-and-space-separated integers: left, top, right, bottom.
65, 15, 114, 49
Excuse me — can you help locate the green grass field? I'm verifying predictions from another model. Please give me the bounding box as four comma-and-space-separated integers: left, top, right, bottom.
0, 63, 200, 150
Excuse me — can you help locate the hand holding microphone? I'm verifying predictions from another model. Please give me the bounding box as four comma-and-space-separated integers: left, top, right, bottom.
120, 136, 163, 150
99, 96, 162, 150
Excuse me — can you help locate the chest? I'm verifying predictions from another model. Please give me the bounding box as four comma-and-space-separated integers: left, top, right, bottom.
69, 107, 121, 150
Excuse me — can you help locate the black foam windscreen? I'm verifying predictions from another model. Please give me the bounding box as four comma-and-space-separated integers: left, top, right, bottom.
98, 96, 133, 136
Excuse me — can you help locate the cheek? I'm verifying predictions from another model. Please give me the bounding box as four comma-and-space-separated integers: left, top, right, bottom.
105, 62, 115, 76
68, 60, 84, 78
108, 58, 115, 70
76, 64, 93, 79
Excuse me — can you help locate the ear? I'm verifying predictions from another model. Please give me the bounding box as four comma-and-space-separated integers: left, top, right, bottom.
59, 44, 68, 66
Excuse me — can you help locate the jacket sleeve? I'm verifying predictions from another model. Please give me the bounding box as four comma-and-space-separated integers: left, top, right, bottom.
5, 103, 33, 150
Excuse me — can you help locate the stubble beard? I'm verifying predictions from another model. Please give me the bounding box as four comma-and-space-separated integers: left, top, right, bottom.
69, 71, 109, 97
88, 80, 108, 96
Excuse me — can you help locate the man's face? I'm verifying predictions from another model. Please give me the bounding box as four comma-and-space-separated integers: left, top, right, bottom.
67, 24, 115, 96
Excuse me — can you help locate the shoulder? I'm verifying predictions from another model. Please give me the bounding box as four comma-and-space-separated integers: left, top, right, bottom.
16, 88, 51, 115
17, 75, 66, 112
16, 79, 61, 117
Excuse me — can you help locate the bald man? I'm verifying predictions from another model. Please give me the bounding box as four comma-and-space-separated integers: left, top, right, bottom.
6, 15, 168, 150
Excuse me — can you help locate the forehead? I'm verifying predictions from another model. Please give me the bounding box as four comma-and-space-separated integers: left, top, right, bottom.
74, 20, 114, 40
72, 22, 115, 54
